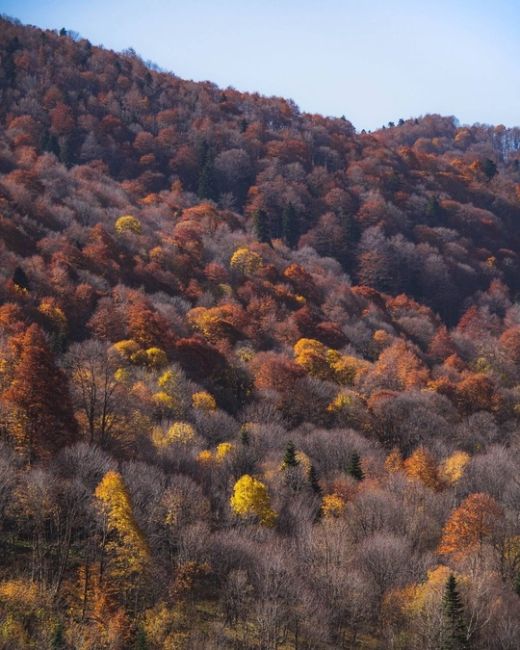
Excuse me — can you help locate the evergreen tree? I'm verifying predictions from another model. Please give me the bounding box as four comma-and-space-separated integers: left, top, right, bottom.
308, 464, 321, 495
338, 208, 360, 270
51, 622, 65, 649
253, 209, 272, 245
514, 571, 520, 597
441, 574, 468, 650
347, 452, 364, 481
197, 158, 218, 200
282, 203, 299, 249
240, 425, 250, 446
482, 158, 497, 180
133, 628, 148, 649
426, 195, 443, 225
12, 266, 30, 291
197, 141, 218, 200
282, 440, 299, 470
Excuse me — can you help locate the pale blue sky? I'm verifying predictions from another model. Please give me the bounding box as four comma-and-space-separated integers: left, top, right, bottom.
2, 0, 519, 131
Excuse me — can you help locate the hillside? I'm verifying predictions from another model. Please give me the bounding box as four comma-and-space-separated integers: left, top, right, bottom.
1, 15, 520, 649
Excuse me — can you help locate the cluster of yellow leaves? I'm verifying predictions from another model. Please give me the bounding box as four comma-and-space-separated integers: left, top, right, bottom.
151, 391, 176, 411
293, 338, 367, 385
191, 390, 216, 411
0, 579, 47, 648
95, 471, 150, 574
295, 450, 311, 473
112, 340, 168, 368
142, 602, 189, 649
327, 391, 354, 413
439, 451, 471, 485
115, 214, 142, 235
229, 247, 262, 275
230, 474, 276, 527
391, 565, 454, 619
158, 369, 181, 393
385, 447, 404, 474
321, 493, 346, 519
0, 579, 39, 607
143, 347, 168, 368
385, 448, 471, 489
152, 422, 196, 448
114, 367, 129, 384
197, 442, 235, 465
403, 447, 441, 491
112, 339, 140, 359
187, 304, 243, 343
38, 298, 67, 333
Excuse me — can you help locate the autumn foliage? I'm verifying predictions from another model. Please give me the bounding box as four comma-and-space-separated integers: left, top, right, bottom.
0, 15, 520, 649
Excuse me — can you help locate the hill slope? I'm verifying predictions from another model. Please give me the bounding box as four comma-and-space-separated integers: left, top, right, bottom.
1, 16, 520, 649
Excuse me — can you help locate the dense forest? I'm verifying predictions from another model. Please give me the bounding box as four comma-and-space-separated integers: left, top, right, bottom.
1, 14, 520, 649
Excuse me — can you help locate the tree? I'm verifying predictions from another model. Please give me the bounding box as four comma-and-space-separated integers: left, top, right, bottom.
95, 471, 150, 596
66, 340, 121, 446
347, 451, 364, 481
115, 215, 142, 235
441, 574, 468, 650
308, 464, 321, 495
197, 142, 218, 200
197, 157, 218, 200
438, 493, 503, 558
439, 451, 470, 485
230, 474, 276, 526
482, 158, 497, 181
230, 247, 262, 275
282, 203, 299, 248
384, 447, 404, 474
253, 209, 271, 245
281, 440, 299, 470
3, 324, 77, 462
403, 447, 440, 490
12, 266, 29, 292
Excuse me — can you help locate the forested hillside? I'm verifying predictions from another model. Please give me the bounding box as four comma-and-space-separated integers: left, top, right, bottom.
1, 15, 520, 649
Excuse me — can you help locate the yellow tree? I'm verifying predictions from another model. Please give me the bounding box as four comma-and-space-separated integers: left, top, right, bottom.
403, 447, 441, 491
385, 447, 404, 474
293, 338, 332, 380
230, 247, 262, 275
439, 451, 471, 486
115, 215, 142, 235
230, 475, 276, 527
95, 471, 150, 603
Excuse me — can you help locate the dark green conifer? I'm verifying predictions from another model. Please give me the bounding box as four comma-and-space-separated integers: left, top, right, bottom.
482, 158, 497, 180
282, 440, 299, 469
253, 209, 271, 245
51, 622, 65, 649
514, 571, 520, 597
133, 628, 148, 649
197, 158, 218, 200
282, 203, 299, 249
347, 452, 364, 481
240, 425, 250, 446
441, 574, 468, 650
308, 464, 321, 495
13, 266, 30, 291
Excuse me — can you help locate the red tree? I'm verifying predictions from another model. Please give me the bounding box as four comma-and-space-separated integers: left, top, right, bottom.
3, 324, 78, 462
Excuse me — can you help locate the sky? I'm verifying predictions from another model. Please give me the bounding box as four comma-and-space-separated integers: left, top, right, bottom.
2, 0, 520, 131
